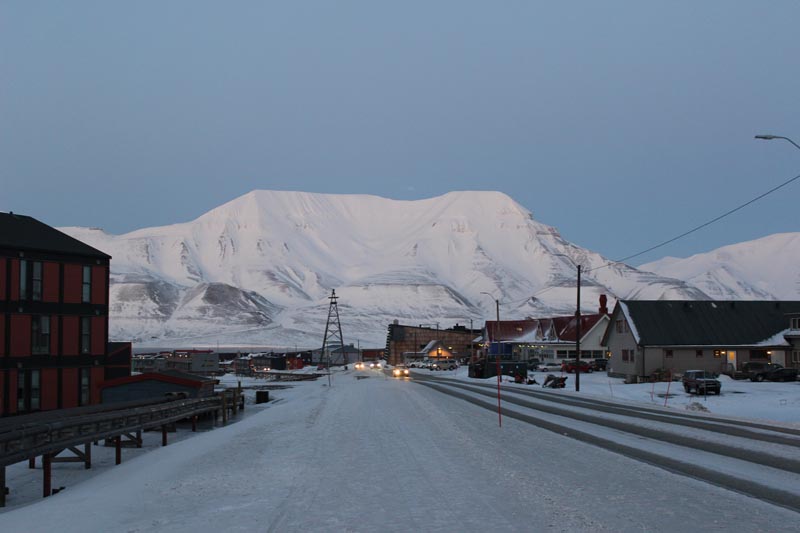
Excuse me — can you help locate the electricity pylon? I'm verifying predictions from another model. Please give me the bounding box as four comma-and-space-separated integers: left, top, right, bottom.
321, 289, 346, 367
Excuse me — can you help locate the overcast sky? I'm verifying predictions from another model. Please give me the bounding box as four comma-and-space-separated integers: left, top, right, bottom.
1, 2, 798, 265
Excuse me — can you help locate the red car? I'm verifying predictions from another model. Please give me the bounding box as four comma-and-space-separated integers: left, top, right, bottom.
561, 360, 592, 373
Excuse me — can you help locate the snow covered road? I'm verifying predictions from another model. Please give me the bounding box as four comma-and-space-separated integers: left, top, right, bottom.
2, 368, 799, 532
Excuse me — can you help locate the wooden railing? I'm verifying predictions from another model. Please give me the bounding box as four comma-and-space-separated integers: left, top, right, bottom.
0, 388, 243, 506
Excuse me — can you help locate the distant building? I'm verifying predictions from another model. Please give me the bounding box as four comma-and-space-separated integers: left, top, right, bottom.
0, 212, 131, 416
385, 323, 480, 366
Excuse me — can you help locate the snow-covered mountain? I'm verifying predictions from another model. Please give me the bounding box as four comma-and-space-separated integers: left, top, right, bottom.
61, 190, 708, 348
639, 233, 800, 300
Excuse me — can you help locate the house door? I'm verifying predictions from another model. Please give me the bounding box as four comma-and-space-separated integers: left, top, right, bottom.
727, 350, 737, 369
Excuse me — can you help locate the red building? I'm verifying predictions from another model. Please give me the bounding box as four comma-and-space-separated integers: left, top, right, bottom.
0, 212, 130, 416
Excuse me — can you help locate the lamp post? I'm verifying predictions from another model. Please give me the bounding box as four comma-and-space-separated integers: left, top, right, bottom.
755, 134, 800, 151
554, 254, 582, 392
480, 291, 502, 427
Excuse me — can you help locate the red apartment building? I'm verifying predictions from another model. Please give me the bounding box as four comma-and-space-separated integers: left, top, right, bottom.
0, 212, 130, 416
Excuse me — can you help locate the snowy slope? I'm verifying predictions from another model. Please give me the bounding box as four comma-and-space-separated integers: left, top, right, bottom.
61, 190, 706, 348
640, 233, 800, 300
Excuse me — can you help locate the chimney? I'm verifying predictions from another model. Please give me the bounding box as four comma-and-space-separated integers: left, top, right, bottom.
599, 294, 608, 315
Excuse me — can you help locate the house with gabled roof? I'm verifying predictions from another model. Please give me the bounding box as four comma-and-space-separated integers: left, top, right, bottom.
602, 300, 800, 381
482, 295, 611, 364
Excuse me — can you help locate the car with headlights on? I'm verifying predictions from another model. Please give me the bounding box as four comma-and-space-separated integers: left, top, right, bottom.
392, 365, 410, 378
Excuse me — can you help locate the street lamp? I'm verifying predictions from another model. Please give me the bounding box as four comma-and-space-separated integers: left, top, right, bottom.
480, 291, 502, 427
554, 255, 583, 392
755, 135, 800, 151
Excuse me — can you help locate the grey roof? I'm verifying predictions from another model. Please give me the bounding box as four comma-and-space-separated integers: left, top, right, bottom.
619, 300, 800, 346
0, 212, 110, 259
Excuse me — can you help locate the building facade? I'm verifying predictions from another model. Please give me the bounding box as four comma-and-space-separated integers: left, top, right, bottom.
602, 300, 800, 381
0, 212, 127, 416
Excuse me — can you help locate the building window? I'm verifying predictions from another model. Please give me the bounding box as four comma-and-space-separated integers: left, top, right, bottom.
556, 350, 568, 359
622, 349, 634, 362
31, 370, 41, 410
82, 266, 91, 303
80, 368, 91, 406
665, 349, 673, 358
792, 351, 800, 364
17, 372, 26, 411
713, 350, 724, 359
696, 350, 704, 358
80, 317, 91, 354
791, 318, 800, 330
32, 261, 42, 301
616, 320, 624, 334
19, 259, 27, 299
32, 316, 50, 355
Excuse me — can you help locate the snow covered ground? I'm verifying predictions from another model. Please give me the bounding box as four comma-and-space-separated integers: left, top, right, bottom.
1, 369, 798, 532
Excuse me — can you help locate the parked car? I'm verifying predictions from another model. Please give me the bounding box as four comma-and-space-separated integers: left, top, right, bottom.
431, 359, 457, 371
526, 358, 542, 371
537, 362, 563, 372
354, 361, 366, 370
745, 363, 798, 382
561, 360, 592, 373
369, 361, 383, 369
682, 370, 721, 395
590, 358, 608, 371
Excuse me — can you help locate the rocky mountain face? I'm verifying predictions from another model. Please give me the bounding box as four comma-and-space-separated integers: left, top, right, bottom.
62, 190, 713, 348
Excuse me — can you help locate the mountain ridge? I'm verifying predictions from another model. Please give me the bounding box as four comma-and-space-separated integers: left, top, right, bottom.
61, 190, 720, 347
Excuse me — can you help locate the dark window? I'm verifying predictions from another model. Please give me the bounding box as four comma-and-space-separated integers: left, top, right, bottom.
17, 372, 25, 411
665, 349, 673, 358
32, 316, 50, 355
30, 370, 40, 410
615, 320, 623, 333
791, 318, 800, 330
80, 317, 91, 354
696, 350, 704, 358
32, 261, 42, 301
792, 351, 800, 364
80, 368, 91, 406
713, 350, 724, 359
19, 259, 27, 299
82, 266, 91, 303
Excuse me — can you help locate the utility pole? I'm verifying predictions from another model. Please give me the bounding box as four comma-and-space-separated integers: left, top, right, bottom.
575, 265, 582, 392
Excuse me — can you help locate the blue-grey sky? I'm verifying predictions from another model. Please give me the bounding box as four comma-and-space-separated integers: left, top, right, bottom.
2, 1, 798, 265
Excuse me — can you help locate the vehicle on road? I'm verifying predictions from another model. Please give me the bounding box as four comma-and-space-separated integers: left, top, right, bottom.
682, 370, 721, 395
369, 361, 383, 369
354, 362, 366, 370
392, 365, 410, 378
561, 360, 592, 373
590, 358, 608, 371
745, 363, 798, 382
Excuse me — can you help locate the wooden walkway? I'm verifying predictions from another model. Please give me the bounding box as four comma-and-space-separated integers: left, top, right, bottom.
0, 388, 244, 506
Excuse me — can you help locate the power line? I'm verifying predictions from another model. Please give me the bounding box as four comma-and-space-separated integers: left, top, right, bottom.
485, 168, 800, 308
587, 170, 800, 273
